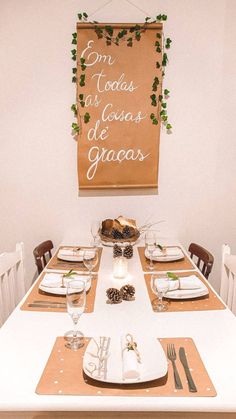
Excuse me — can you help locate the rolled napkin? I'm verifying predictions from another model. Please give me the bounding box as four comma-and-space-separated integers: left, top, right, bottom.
152, 246, 183, 258
162, 275, 203, 292
121, 334, 141, 380
58, 248, 95, 258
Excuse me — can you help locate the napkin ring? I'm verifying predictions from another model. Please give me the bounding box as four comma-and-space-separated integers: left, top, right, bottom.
125, 333, 141, 363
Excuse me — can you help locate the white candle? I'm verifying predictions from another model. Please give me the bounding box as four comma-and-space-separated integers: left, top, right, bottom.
113, 256, 128, 279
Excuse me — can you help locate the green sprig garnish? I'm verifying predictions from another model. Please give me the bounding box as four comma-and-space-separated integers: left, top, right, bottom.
166, 272, 179, 280
62, 269, 77, 278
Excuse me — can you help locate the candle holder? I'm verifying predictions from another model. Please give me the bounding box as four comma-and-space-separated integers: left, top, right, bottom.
113, 256, 128, 279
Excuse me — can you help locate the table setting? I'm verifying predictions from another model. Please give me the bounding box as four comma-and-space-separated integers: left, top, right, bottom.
46, 245, 103, 272
36, 335, 216, 398
138, 232, 196, 272
21, 245, 101, 313
144, 271, 225, 313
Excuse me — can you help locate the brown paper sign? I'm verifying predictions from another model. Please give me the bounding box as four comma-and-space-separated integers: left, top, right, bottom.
76, 23, 162, 190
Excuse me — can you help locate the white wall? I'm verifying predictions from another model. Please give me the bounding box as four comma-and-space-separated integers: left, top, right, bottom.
0, 0, 235, 290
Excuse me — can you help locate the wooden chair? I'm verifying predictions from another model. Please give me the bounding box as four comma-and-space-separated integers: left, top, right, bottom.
220, 244, 236, 315
33, 240, 54, 275
188, 242, 214, 279
0, 242, 25, 326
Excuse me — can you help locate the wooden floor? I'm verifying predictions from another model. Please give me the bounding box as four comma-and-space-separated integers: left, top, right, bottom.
1, 412, 236, 419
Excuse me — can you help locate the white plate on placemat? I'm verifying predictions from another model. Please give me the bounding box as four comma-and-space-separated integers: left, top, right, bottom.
39, 273, 91, 295
163, 275, 209, 300
145, 247, 184, 262
83, 335, 167, 384
165, 287, 209, 300
57, 248, 95, 262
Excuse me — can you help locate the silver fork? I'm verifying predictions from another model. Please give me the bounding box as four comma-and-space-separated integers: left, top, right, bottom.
167, 344, 183, 389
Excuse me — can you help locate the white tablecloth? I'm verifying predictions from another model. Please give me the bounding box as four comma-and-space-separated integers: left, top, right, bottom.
0, 241, 236, 415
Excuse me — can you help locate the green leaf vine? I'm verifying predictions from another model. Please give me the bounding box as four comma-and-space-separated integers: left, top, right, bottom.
71, 12, 172, 136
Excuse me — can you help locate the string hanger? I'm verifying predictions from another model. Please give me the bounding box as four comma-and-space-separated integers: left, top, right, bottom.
89, 0, 154, 20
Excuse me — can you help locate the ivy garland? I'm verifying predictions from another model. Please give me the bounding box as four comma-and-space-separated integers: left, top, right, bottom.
71, 12, 172, 135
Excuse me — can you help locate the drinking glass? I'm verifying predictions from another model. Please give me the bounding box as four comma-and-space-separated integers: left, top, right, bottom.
66, 279, 86, 350
145, 231, 156, 270
91, 220, 100, 247
151, 275, 169, 312
83, 248, 98, 278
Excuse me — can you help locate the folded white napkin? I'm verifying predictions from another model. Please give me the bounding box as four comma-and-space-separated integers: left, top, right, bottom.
59, 248, 95, 258
152, 247, 183, 257
166, 275, 202, 292
41, 273, 67, 288
41, 272, 86, 288
121, 335, 140, 380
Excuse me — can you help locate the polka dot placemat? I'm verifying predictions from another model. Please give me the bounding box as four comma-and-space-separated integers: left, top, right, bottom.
47, 246, 103, 272
144, 271, 225, 312
21, 273, 98, 313
36, 337, 216, 397
138, 247, 195, 272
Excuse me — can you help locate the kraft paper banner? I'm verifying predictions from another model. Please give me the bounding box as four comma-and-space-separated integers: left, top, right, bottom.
76, 23, 162, 190
36, 337, 216, 397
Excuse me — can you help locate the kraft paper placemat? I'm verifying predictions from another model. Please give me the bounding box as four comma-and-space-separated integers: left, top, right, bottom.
46, 246, 103, 272
36, 337, 216, 397
20, 272, 98, 313
144, 271, 225, 312
138, 247, 195, 272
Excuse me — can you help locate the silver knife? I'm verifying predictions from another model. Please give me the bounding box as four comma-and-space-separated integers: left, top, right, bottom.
33, 300, 66, 306
179, 347, 197, 392
28, 303, 66, 309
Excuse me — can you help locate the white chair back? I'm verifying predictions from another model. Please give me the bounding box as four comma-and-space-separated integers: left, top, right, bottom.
0, 242, 26, 326
220, 244, 236, 315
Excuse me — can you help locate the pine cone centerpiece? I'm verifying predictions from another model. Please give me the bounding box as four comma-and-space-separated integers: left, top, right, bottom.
111, 228, 124, 240
113, 244, 123, 258
120, 284, 135, 301
106, 288, 122, 304
123, 226, 132, 238
123, 244, 133, 259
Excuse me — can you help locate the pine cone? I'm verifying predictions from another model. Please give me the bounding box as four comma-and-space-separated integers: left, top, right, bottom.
111, 228, 124, 240
123, 244, 133, 259
120, 284, 135, 301
123, 226, 132, 238
113, 244, 123, 258
106, 287, 122, 304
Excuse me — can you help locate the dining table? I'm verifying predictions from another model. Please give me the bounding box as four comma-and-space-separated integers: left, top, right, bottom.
0, 236, 236, 419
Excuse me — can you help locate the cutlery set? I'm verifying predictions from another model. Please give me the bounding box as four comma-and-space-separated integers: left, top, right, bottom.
167, 344, 197, 392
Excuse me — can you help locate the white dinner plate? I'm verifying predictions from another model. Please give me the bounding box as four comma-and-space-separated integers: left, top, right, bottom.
83, 335, 167, 384
57, 249, 95, 262
165, 285, 209, 300
39, 274, 91, 295
145, 247, 184, 262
